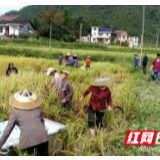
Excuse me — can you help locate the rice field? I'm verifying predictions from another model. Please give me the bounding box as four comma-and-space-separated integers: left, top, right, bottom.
0, 54, 136, 156
0, 41, 160, 156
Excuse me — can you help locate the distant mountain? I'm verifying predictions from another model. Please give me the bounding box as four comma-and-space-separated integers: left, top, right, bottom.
4, 5, 160, 41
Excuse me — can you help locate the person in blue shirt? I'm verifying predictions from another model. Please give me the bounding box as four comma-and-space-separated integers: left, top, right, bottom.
142, 53, 148, 75
133, 52, 140, 69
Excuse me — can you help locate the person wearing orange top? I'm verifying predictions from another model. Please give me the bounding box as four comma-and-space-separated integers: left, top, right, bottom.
86, 56, 91, 70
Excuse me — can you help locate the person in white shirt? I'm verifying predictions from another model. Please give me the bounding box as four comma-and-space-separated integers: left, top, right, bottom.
46, 68, 61, 90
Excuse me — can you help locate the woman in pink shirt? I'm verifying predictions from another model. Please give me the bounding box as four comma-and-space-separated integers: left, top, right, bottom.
150, 54, 160, 83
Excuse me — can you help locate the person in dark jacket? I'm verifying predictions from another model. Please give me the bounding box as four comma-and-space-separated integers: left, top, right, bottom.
59, 53, 63, 65
0, 90, 49, 156
6, 62, 18, 77
58, 70, 74, 110
142, 53, 148, 75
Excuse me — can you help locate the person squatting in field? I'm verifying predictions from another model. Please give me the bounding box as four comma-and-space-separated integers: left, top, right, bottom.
150, 53, 160, 83
46, 68, 61, 91
58, 70, 74, 110
0, 90, 49, 156
6, 62, 18, 77
133, 52, 140, 69
64, 53, 74, 67
79, 76, 114, 137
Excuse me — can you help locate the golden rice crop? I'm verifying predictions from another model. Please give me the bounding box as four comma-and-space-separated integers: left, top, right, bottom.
0, 55, 135, 156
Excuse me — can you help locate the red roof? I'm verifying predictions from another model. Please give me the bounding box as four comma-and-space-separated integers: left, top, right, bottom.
112, 30, 128, 36
0, 16, 20, 20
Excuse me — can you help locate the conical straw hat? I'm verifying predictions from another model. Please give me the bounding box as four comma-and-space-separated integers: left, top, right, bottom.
9, 90, 42, 110
92, 76, 114, 87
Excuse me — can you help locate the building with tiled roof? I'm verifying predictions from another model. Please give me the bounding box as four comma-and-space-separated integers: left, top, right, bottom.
0, 16, 36, 37
112, 30, 128, 43
0, 16, 21, 21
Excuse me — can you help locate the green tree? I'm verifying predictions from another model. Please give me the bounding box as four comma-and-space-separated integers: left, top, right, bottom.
63, 8, 70, 33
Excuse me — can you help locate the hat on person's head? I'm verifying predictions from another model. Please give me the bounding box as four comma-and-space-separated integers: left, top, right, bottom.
157, 53, 160, 57
67, 53, 71, 56
134, 52, 137, 55
88, 56, 90, 58
92, 76, 114, 87
46, 68, 57, 76
60, 70, 70, 76
9, 90, 43, 110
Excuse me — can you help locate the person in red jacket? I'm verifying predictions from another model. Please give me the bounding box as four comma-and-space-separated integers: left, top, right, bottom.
86, 56, 91, 70
79, 76, 114, 137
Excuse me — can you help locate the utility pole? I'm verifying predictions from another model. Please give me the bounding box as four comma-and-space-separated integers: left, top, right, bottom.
49, 18, 52, 51
79, 23, 83, 42
140, 5, 145, 67
156, 32, 159, 48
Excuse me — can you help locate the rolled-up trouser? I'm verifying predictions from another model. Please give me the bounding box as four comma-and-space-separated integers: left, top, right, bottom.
151, 70, 160, 82
88, 105, 104, 129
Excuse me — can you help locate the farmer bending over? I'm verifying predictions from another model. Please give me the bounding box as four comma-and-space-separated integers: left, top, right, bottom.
0, 90, 49, 156
79, 76, 114, 136
68, 55, 74, 67
150, 53, 160, 83
6, 62, 18, 77
46, 68, 61, 91
58, 70, 74, 110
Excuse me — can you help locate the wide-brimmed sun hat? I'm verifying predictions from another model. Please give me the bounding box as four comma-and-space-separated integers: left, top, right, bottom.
46, 67, 57, 76
92, 76, 114, 87
9, 90, 43, 110
67, 53, 71, 56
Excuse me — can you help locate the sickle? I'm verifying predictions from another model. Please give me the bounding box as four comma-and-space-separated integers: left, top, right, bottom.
100, 106, 124, 114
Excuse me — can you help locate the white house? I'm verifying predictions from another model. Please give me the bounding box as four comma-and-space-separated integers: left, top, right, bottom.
128, 36, 139, 47
0, 21, 35, 37
91, 26, 112, 44
81, 34, 91, 43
